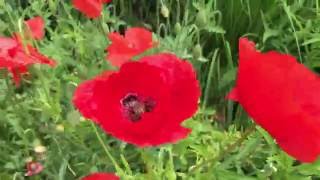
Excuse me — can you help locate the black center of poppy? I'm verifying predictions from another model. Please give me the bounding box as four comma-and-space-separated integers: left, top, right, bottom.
121, 93, 156, 122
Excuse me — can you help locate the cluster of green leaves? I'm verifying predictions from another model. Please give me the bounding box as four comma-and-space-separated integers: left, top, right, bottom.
0, 0, 320, 179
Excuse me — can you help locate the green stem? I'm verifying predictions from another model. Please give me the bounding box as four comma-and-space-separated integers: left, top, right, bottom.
90, 122, 124, 174
188, 125, 256, 173
202, 49, 219, 109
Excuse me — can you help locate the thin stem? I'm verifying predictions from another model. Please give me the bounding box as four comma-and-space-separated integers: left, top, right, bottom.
189, 125, 256, 173
202, 49, 219, 109
90, 122, 124, 174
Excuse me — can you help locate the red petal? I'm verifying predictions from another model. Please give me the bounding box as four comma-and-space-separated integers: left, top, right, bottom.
141, 53, 201, 122
106, 27, 156, 67
73, 71, 114, 122
0, 35, 56, 86
125, 27, 154, 52
25, 162, 44, 176
106, 32, 136, 67
25, 16, 45, 40
82, 173, 119, 180
27, 45, 57, 67
226, 87, 239, 101
231, 37, 320, 162
0, 37, 17, 50
72, 0, 103, 18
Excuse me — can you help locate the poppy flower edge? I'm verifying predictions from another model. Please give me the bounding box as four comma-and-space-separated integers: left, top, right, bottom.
82, 172, 119, 180
228, 37, 320, 162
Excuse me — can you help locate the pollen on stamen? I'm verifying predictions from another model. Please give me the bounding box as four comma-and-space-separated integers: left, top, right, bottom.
121, 93, 156, 122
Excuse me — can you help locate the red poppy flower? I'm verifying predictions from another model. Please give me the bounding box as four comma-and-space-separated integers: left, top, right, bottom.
72, 0, 112, 18
82, 172, 119, 180
25, 161, 43, 176
106, 27, 156, 67
73, 53, 200, 146
25, 16, 45, 40
227, 37, 320, 162
0, 34, 56, 85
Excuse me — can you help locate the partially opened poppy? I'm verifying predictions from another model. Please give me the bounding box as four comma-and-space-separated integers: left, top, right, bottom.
82, 172, 119, 180
25, 16, 45, 40
228, 37, 320, 162
0, 17, 56, 86
72, 0, 112, 18
73, 53, 200, 146
106, 27, 156, 67
25, 161, 43, 176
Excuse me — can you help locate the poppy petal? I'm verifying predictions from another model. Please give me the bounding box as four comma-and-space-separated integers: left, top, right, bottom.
106, 27, 156, 67
82, 172, 119, 180
72, 0, 104, 18
25, 16, 45, 40
228, 37, 320, 162
73, 71, 114, 122
141, 53, 201, 121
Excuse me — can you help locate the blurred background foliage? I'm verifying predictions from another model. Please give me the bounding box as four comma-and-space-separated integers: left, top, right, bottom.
0, 0, 320, 179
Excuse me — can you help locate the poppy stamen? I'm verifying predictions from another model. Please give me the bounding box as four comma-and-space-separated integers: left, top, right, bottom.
121, 93, 156, 122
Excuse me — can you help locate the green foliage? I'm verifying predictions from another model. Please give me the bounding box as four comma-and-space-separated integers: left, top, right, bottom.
0, 0, 320, 179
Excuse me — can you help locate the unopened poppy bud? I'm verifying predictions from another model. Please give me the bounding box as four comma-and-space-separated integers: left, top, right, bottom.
161, 5, 170, 18
174, 23, 182, 34
34, 145, 46, 154
193, 44, 202, 59
196, 11, 207, 28
34, 145, 47, 160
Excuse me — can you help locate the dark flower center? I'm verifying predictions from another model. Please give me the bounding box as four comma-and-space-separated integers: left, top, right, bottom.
121, 93, 156, 122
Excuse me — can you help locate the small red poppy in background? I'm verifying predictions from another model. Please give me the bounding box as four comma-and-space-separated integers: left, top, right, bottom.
0, 16, 56, 86
106, 27, 156, 67
228, 38, 320, 162
72, 0, 112, 18
73, 53, 200, 146
25, 16, 45, 40
82, 172, 119, 180
25, 161, 43, 176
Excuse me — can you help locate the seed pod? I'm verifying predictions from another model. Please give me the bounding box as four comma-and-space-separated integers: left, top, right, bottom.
174, 23, 182, 34
196, 11, 207, 28
193, 44, 202, 59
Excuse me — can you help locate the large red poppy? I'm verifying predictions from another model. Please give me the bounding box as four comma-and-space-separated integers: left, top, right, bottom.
72, 0, 112, 18
106, 27, 156, 67
0, 16, 56, 86
82, 172, 119, 180
228, 37, 320, 162
73, 53, 200, 146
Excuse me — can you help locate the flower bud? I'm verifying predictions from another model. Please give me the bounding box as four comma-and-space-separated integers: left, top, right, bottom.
161, 5, 170, 18
193, 44, 202, 59
174, 23, 182, 34
196, 11, 207, 28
